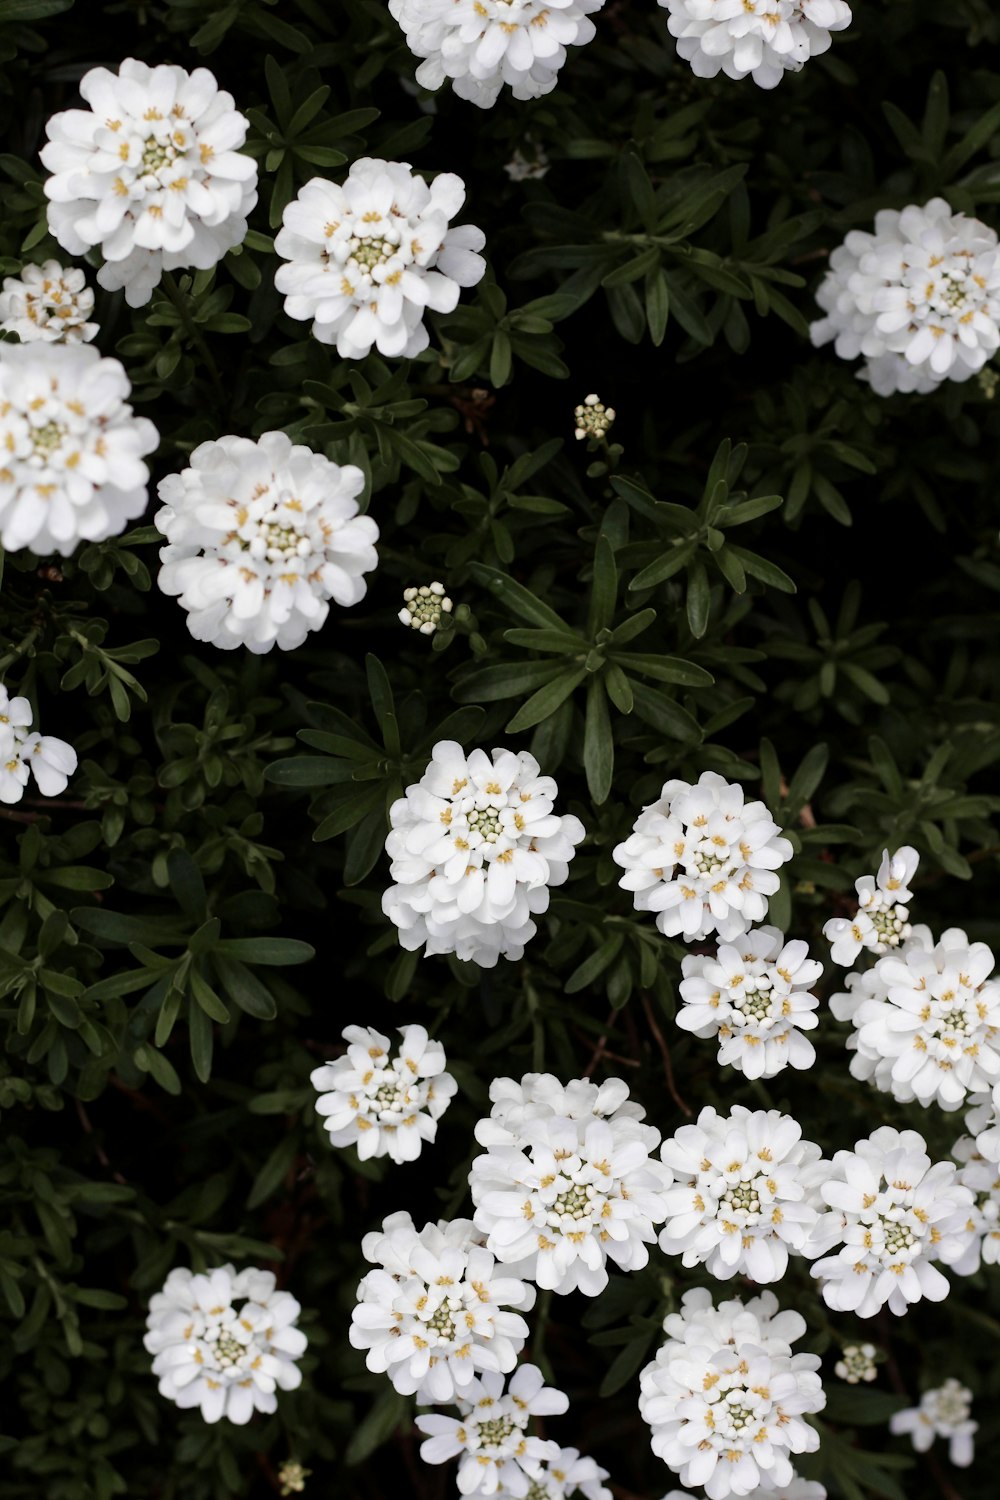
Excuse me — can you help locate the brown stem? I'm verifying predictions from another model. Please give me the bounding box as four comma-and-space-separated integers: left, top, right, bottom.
74, 1098, 128, 1185
639, 990, 691, 1117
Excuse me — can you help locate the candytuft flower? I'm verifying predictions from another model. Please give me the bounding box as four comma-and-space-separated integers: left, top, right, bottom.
965, 1082, 1000, 1163
574, 393, 615, 441
390, 0, 607, 109
664, 1481, 825, 1500
946, 1126, 1000, 1276
0, 343, 158, 556
638, 1287, 825, 1500
0, 685, 78, 806
41, 58, 257, 307
144, 1264, 306, 1424
889, 1380, 977, 1468
310, 1024, 456, 1164
823, 846, 918, 967
274, 158, 485, 359
613, 771, 793, 943
834, 1343, 878, 1384
810, 199, 1000, 395
154, 431, 378, 654
661, 0, 853, 90
676, 925, 821, 1078
415, 1364, 568, 1496
496, 1446, 612, 1499
382, 741, 585, 967
399, 582, 452, 635
0, 260, 97, 344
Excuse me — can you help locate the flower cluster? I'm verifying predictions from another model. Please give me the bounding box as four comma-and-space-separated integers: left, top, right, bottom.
965, 1081, 1000, 1162
810, 198, 1000, 395
144, 1265, 307, 1425
310, 1024, 456, 1164
382, 741, 585, 967
41, 58, 257, 307
830, 926, 1000, 1111
614, 771, 793, 942
809, 1126, 974, 1317
0, 260, 97, 344
154, 431, 379, 653
399, 581, 453, 635
502, 1447, 612, 1499
0, 343, 158, 556
416, 1364, 569, 1496
658, 1105, 827, 1283
889, 1380, 977, 1467
834, 1343, 878, 1384
390, 0, 607, 108
274, 158, 485, 359
665, 1482, 825, 1500
0, 686, 77, 806
823, 846, 918, 967
676, 926, 822, 1078
351, 1211, 533, 1402
661, 0, 853, 91
470, 1072, 670, 1296
638, 1287, 825, 1499
573, 393, 615, 441
948, 1125, 1000, 1276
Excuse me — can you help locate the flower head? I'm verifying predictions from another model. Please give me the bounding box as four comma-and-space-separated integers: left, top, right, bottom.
639, 1287, 825, 1500
0, 685, 78, 806
809, 1126, 974, 1317
399, 582, 453, 635
497, 1446, 612, 1500
613, 771, 793, 943
824, 846, 918, 967
278, 1461, 312, 1496
810, 199, 1000, 395
889, 1379, 977, 1467
661, 0, 853, 90
834, 1343, 878, 1384
574, 394, 615, 441
310, 1024, 456, 1164
0, 343, 158, 555
965, 1082, 1000, 1162
505, 141, 551, 182
677, 925, 821, 1078
664, 1482, 825, 1500
351, 1210, 533, 1402
415, 1363, 568, 1496
41, 58, 257, 307
274, 158, 485, 359
144, 1264, 306, 1425
154, 431, 378, 654
946, 1126, 1000, 1276
382, 741, 585, 967
0, 260, 97, 343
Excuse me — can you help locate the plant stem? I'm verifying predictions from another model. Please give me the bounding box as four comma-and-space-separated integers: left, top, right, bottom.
160, 270, 227, 409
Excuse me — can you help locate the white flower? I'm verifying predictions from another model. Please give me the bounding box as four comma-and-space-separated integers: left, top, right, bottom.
613, 771, 793, 943
478, 1072, 648, 1142
0, 260, 97, 343
470, 1073, 670, 1296
310, 1024, 456, 1164
810, 199, 1000, 395
663, 1482, 825, 1500
808, 1126, 975, 1317
505, 142, 550, 182
382, 741, 585, 968
829, 925, 1000, 1111
638, 1287, 825, 1500
658, 1105, 827, 1284
823, 846, 918, 967
0, 343, 157, 555
945, 1130, 1000, 1276
964, 1081, 1000, 1162
0, 684, 78, 806
889, 1380, 977, 1468
351, 1210, 533, 1402
574, 393, 615, 441
661, 0, 852, 90
390, 0, 606, 109
144, 1264, 307, 1425
496, 1446, 611, 1500
400, 581, 453, 634
676, 925, 821, 1079
834, 1343, 877, 1384
41, 58, 257, 308
154, 431, 378, 654
274, 158, 485, 359
415, 1364, 568, 1496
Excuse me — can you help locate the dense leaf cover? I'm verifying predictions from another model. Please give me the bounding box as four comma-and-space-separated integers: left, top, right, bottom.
2, 0, 1000, 1496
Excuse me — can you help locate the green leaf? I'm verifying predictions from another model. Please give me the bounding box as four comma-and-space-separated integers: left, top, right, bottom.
469, 563, 577, 633
506, 669, 587, 734
583, 678, 614, 805
213, 937, 314, 966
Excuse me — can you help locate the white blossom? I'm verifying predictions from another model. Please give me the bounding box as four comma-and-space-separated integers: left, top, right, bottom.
470, 1073, 670, 1296
0, 260, 97, 343
505, 142, 551, 182
415, 1364, 568, 1496
676, 925, 821, 1078
0, 686, 78, 805
390, 0, 606, 109
964, 1081, 1000, 1163
613, 771, 793, 943
496, 1446, 611, 1500
41, 58, 257, 307
638, 1287, 825, 1500
658, 1105, 827, 1283
574, 393, 615, 441
154, 431, 378, 654
834, 1343, 877, 1384
310, 1024, 456, 1164
351, 1210, 533, 1402
810, 198, 1000, 395
0, 343, 158, 555
274, 158, 485, 359
889, 1380, 977, 1468
400, 581, 453, 634
663, 1482, 825, 1500
946, 1129, 1000, 1276
382, 741, 585, 968
661, 0, 852, 90
144, 1264, 306, 1425
829, 925, 1000, 1111
808, 1126, 974, 1317
823, 846, 918, 966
